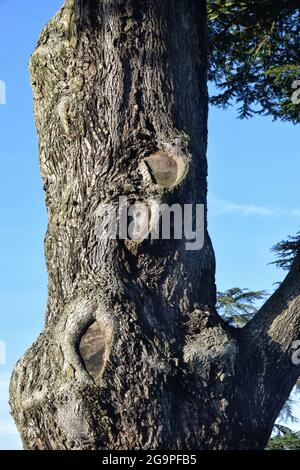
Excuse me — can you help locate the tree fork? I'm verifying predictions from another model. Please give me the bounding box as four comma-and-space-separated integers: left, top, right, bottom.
9, 0, 300, 450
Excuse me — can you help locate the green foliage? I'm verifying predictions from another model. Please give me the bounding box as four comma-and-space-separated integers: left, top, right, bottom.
270, 231, 300, 270
208, 0, 300, 123
277, 393, 299, 423
217, 287, 266, 326
267, 425, 300, 450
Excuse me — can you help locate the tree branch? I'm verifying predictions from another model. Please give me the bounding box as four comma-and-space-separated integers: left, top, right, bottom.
243, 250, 300, 423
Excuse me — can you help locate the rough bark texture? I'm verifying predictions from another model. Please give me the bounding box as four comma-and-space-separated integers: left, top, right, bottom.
9, 0, 300, 450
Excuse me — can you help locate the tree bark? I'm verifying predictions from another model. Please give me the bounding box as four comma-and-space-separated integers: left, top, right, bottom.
9, 0, 300, 450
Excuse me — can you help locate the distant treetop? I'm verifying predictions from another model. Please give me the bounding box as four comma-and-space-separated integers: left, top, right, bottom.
271, 231, 300, 271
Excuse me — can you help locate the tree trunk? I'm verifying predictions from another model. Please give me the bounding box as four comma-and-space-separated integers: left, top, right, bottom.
9, 0, 300, 450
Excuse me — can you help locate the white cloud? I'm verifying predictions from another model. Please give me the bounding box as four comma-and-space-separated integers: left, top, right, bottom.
291, 209, 300, 217
209, 194, 300, 218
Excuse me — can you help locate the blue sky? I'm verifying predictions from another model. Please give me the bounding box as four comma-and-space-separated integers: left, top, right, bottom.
0, 0, 299, 450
